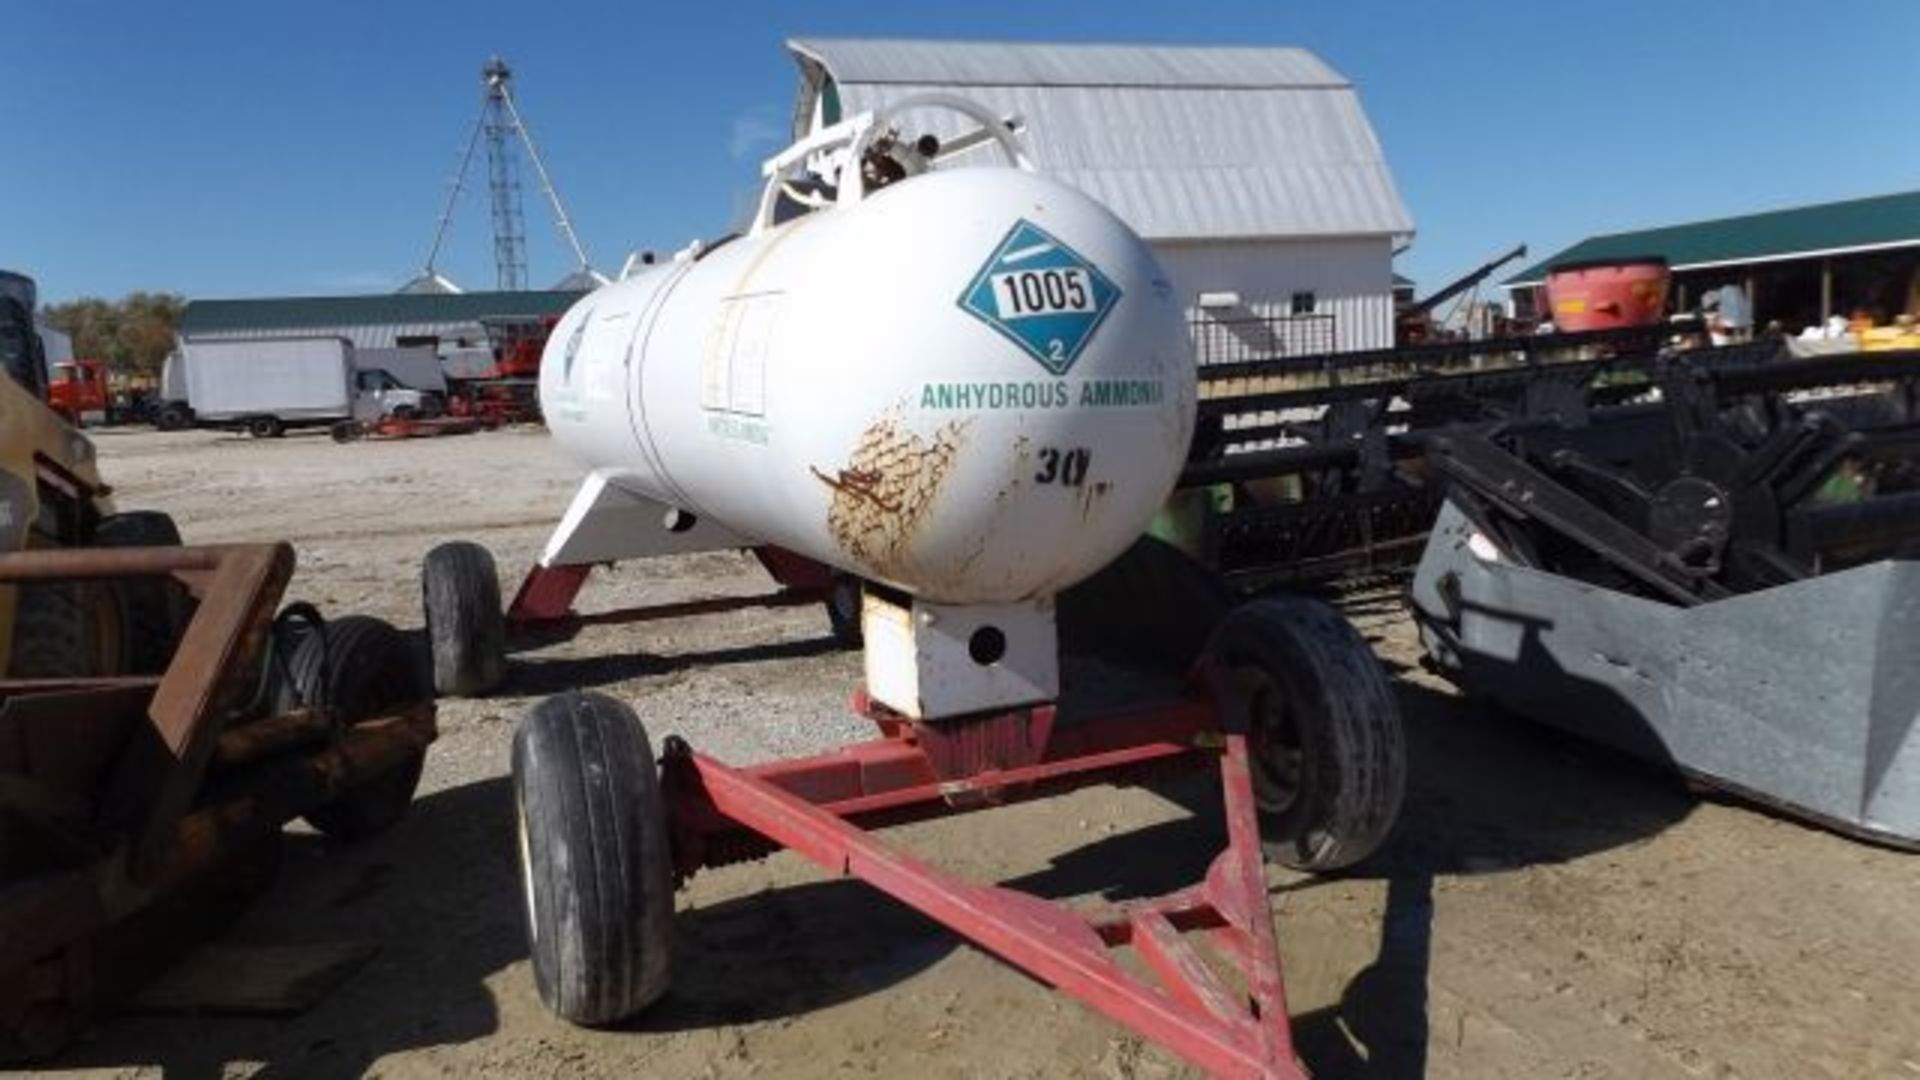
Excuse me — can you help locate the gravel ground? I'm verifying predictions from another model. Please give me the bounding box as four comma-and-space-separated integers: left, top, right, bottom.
22, 426, 1920, 1079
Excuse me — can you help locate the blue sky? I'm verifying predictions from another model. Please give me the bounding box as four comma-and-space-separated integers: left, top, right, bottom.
6, 1, 1918, 304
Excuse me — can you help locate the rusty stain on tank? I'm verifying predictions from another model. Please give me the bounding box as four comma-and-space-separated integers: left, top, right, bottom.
812, 415, 969, 579
1077, 478, 1113, 523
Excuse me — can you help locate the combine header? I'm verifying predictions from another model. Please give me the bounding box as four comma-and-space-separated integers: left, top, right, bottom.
1407, 348, 1920, 845
1176, 323, 1668, 582
1181, 297, 1920, 845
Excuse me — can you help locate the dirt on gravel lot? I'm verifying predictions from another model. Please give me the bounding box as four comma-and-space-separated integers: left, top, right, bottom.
26, 426, 1920, 1079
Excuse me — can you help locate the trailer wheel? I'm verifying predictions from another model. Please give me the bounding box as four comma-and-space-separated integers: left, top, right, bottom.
1206, 593, 1405, 872
95, 511, 193, 674
154, 402, 192, 431
276, 615, 428, 840
421, 541, 506, 697
826, 573, 863, 648
513, 692, 674, 1025
7, 582, 124, 678
247, 415, 283, 439
0, 996, 80, 1063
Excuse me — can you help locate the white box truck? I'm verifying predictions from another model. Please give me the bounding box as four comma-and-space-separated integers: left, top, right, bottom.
156, 337, 440, 437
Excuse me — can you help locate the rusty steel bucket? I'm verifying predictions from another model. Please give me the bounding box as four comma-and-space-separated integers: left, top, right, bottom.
0, 543, 436, 1059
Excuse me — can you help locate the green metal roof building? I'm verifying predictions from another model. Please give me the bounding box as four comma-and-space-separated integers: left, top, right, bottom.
1505, 190, 1920, 330
178, 290, 585, 349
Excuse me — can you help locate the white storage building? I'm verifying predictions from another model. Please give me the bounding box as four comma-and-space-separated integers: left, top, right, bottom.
787, 38, 1414, 357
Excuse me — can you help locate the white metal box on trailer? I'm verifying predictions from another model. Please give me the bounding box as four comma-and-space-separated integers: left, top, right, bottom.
355, 346, 447, 394
180, 337, 354, 421
439, 346, 497, 380
35, 322, 74, 372
160, 353, 187, 403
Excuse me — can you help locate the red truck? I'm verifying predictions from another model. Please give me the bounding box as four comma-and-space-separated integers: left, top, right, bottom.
46, 358, 109, 426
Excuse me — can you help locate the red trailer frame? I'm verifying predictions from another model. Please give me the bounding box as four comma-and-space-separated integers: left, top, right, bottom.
660, 686, 1306, 1079
502, 547, 1310, 1075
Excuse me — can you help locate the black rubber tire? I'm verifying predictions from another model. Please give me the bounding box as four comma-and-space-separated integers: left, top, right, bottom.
1057, 534, 1233, 673
94, 511, 194, 675
0, 994, 80, 1064
1206, 593, 1405, 872
247, 415, 283, 439
155, 402, 192, 431
274, 615, 428, 840
825, 573, 862, 648
330, 420, 362, 443
7, 581, 124, 679
421, 541, 506, 698
390, 405, 417, 421
513, 692, 674, 1025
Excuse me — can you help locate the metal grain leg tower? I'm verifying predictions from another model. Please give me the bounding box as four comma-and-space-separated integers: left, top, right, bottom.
404, 57, 603, 294
481, 57, 528, 291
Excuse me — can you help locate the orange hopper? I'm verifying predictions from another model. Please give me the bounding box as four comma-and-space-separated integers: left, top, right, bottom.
1545, 257, 1670, 331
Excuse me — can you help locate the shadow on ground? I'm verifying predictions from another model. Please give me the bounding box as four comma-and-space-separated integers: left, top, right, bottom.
55, 665, 1697, 1078
53, 778, 519, 1078
506, 636, 845, 697
1268, 679, 1692, 1079
50, 771, 953, 1077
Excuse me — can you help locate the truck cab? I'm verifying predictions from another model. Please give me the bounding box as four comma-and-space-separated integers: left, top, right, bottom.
47, 359, 110, 426
352, 367, 441, 421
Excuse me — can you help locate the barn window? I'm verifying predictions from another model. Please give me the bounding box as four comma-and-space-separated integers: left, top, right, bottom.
1290, 291, 1317, 315
821, 79, 842, 126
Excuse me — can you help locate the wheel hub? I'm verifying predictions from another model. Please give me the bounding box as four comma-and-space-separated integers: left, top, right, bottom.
1235, 665, 1303, 817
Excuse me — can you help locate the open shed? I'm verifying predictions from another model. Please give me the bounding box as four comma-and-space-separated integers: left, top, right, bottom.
1505, 190, 1920, 332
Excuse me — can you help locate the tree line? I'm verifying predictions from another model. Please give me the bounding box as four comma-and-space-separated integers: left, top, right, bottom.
40, 292, 185, 378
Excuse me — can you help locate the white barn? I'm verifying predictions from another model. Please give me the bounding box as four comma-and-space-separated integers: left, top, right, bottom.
787, 38, 1414, 357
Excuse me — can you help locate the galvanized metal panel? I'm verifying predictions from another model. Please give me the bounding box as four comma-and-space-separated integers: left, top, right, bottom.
797, 40, 1413, 242
832, 82, 1409, 241
789, 38, 1345, 89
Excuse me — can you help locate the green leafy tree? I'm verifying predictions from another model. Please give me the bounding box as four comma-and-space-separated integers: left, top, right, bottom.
41, 292, 185, 378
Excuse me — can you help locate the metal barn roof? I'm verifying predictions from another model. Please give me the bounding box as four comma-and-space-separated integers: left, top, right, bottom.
1506, 190, 1920, 287
789, 39, 1349, 88
788, 38, 1414, 244
178, 290, 583, 347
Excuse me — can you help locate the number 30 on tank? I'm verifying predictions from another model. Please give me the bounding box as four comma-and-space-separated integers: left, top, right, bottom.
1036, 447, 1091, 486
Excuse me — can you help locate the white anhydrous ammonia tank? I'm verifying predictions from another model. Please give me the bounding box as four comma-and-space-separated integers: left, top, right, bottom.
541, 165, 1194, 605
